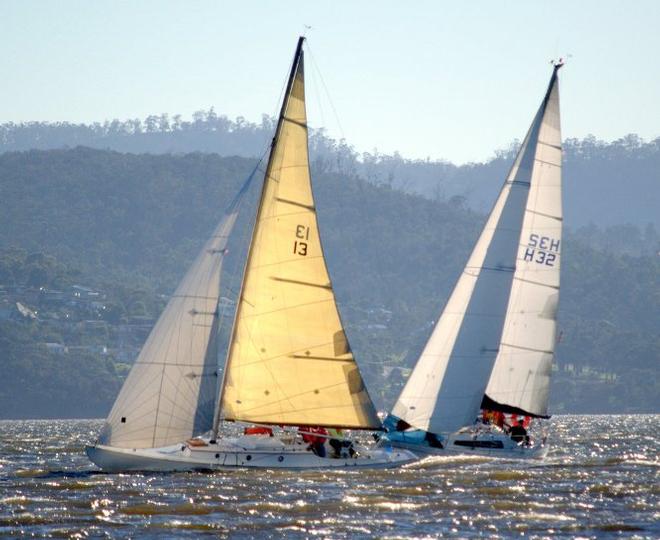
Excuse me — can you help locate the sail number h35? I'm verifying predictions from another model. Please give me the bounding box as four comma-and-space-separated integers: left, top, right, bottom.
293, 224, 310, 256
523, 233, 560, 266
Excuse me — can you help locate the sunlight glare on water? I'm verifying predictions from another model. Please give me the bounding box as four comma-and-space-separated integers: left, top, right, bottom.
0, 415, 658, 538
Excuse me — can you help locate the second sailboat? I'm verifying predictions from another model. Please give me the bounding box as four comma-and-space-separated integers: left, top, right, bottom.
382, 62, 565, 459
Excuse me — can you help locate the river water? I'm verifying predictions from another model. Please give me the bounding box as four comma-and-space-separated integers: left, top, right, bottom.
0, 415, 657, 538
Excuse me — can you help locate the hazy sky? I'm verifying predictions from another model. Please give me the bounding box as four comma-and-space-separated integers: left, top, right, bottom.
2, 1, 659, 163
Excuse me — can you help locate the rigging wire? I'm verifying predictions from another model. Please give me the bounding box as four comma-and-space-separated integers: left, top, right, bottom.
214, 53, 280, 322
305, 43, 346, 142
305, 41, 399, 407
307, 48, 326, 139
216, 150, 270, 352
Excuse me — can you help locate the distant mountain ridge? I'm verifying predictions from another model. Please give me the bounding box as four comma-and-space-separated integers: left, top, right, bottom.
0, 147, 657, 417
2, 112, 658, 228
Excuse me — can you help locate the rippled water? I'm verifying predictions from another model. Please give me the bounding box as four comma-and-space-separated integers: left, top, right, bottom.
0, 415, 658, 538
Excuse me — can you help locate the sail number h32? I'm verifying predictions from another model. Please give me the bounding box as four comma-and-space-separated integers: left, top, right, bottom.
293, 224, 310, 256
523, 233, 560, 266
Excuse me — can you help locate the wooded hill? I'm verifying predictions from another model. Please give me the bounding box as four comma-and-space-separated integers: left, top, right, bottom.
2, 114, 659, 230
0, 147, 657, 418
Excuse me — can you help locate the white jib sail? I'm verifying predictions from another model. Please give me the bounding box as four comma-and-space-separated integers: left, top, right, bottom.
99, 196, 244, 449
484, 69, 562, 417
219, 39, 381, 430
392, 67, 562, 435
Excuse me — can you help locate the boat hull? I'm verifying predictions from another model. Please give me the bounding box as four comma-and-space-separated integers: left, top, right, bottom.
383, 428, 548, 460
86, 436, 417, 472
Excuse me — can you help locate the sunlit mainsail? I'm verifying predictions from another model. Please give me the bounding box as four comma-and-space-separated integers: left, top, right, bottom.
219, 38, 380, 430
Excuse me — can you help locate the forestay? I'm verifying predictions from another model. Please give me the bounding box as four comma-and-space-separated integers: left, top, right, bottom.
99, 186, 249, 449
220, 39, 380, 430
392, 66, 562, 435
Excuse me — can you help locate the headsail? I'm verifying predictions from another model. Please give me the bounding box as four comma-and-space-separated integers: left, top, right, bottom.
219, 38, 381, 430
392, 65, 562, 435
99, 175, 254, 449
483, 64, 562, 418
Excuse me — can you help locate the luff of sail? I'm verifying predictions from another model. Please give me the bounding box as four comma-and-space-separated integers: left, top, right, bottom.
483, 65, 562, 418
99, 183, 250, 449
220, 38, 380, 430
392, 65, 562, 436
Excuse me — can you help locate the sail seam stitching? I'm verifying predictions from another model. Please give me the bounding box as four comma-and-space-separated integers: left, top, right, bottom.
238, 298, 333, 321
525, 209, 563, 221
500, 342, 554, 354
275, 197, 316, 211
471, 265, 516, 274
270, 276, 332, 290
513, 276, 560, 289
250, 254, 324, 270
538, 141, 562, 150
534, 157, 561, 167
506, 180, 531, 186
260, 210, 318, 221
282, 116, 308, 128
290, 354, 352, 362
228, 338, 344, 367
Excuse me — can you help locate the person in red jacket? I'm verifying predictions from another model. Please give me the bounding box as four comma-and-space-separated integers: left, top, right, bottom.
509, 417, 530, 445
493, 411, 507, 431
299, 426, 328, 457
243, 425, 273, 436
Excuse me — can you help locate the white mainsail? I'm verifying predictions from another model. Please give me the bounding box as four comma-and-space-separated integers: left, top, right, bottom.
483, 68, 562, 418
99, 182, 251, 449
392, 65, 563, 435
219, 38, 381, 430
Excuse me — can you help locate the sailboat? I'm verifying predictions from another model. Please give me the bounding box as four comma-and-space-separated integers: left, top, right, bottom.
381, 62, 564, 459
86, 37, 416, 471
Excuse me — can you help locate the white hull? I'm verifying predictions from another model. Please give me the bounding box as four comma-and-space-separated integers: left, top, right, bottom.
86, 435, 417, 472
386, 427, 548, 460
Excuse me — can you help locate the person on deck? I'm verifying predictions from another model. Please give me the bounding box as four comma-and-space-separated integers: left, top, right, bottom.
299, 426, 328, 457
509, 418, 530, 445
243, 425, 273, 436
327, 428, 356, 458
493, 411, 507, 431
327, 428, 344, 458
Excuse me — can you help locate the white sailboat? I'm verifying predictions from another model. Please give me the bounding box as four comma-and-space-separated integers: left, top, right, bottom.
86, 37, 416, 471
382, 62, 564, 459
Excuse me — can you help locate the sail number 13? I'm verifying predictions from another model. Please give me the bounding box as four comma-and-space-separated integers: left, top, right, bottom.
293, 224, 310, 256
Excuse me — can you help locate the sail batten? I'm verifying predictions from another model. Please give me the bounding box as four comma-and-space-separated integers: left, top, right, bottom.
218, 38, 380, 431
392, 66, 562, 434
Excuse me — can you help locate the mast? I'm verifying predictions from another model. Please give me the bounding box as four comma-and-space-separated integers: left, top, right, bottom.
216, 37, 380, 431
212, 37, 306, 436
